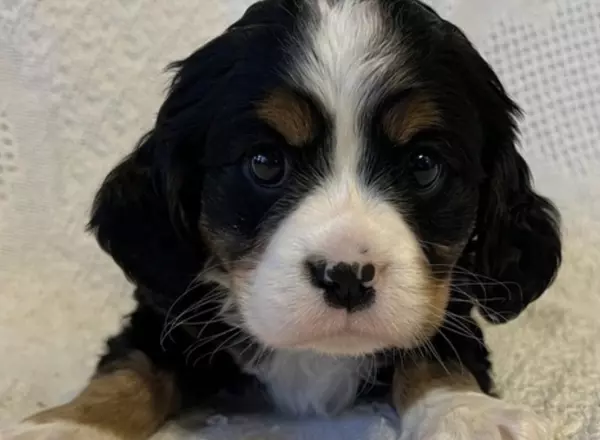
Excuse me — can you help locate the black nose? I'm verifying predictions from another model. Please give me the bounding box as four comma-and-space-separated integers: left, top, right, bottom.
306, 260, 376, 313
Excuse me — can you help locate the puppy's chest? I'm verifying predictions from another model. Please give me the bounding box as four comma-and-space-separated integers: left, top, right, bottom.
232, 349, 373, 416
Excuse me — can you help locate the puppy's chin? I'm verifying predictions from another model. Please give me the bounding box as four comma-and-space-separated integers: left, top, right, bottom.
291, 334, 391, 356
248, 324, 435, 357
239, 295, 442, 357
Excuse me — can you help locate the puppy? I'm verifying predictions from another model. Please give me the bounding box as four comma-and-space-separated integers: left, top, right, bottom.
5, 0, 562, 439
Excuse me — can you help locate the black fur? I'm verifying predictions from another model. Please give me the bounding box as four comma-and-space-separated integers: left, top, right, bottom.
445, 23, 562, 323
88, 0, 561, 418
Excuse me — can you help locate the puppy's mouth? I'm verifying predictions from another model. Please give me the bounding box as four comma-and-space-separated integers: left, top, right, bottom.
248, 307, 422, 355
288, 332, 394, 356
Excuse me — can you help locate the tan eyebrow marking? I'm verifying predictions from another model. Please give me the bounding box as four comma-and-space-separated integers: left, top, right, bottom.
256, 89, 315, 147
383, 94, 442, 144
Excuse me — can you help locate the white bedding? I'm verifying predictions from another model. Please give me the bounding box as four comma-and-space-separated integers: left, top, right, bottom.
1, 0, 599, 438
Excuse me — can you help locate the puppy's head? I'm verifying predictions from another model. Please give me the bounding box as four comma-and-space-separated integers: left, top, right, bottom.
90, 0, 561, 356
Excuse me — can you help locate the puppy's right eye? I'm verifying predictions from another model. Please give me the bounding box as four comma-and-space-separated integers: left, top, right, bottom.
246, 148, 288, 187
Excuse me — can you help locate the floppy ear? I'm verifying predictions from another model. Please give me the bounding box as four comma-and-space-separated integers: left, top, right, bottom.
449, 26, 562, 323
472, 139, 562, 323
88, 131, 206, 299
88, 28, 249, 299
88, 2, 289, 302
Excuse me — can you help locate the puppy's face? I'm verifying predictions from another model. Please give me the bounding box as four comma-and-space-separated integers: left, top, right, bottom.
91, 0, 561, 359
199, 0, 481, 355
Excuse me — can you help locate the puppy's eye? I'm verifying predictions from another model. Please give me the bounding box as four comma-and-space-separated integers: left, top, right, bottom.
409, 152, 443, 191
247, 148, 288, 187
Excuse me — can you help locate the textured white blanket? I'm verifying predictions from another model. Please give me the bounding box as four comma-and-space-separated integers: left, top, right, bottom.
1, 0, 599, 439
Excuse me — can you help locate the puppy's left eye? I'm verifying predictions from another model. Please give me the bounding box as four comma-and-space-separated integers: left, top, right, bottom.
409, 152, 443, 191
247, 148, 288, 187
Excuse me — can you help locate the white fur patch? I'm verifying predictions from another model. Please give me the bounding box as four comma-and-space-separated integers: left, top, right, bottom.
400, 390, 550, 440
226, 0, 439, 417
296, 0, 408, 184
242, 350, 371, 416
0, 421, 120, 440
235, 0, 434, 357
296, 0, 407, 120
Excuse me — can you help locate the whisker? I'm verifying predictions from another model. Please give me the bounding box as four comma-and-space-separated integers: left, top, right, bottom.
167, 301, 224, 330
425, 303, 487, 349
424, 338, 450, 377
449, 285, 507, 322
184, 326, 241, 365
160, 288, 224, 346
443, 323, 485, 347
435, 329, 465, 373
236, 339, 263, 366
442, 312, 479, 335
427, 262, 522, 300
160, 263, 224, 348
205, 330, 247, 366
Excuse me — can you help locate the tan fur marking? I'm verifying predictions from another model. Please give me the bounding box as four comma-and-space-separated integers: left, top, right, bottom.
384, 94, 441, 144
257, 90, 315, 146
421, 281, 449, 342
432, 243, 457, 261
27, 352, 178, 440
199, 214, 234, 265
393, 359, 479, 412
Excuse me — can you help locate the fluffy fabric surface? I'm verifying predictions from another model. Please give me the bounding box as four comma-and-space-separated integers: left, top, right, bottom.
0, 0, 599, 439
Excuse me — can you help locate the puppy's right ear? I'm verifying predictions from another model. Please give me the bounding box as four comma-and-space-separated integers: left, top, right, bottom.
88, 131, 205, 298
89, 1, 293, 298
88, 32, 242, 297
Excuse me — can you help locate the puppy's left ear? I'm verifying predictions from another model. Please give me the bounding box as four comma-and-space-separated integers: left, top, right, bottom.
472, 138, 562, 323
449, 26, 562, 323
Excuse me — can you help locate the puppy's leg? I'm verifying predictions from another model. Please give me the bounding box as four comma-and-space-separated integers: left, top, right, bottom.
3, 351, 178, 440
394, 360, 549, 440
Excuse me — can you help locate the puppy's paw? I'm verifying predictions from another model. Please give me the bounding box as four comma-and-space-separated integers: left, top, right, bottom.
402, 391, 550, 440
0, 421, 120, 440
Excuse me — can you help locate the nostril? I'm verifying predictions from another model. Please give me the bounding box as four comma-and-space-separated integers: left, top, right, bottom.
360, 263, 375, 283
305, 259, 329, 287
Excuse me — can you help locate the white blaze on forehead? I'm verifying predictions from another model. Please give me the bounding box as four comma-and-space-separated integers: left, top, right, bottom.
235, 0, 433, 377
302, 0, 398, 109
293, 0, 406, 179
208, 1, 444, 418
